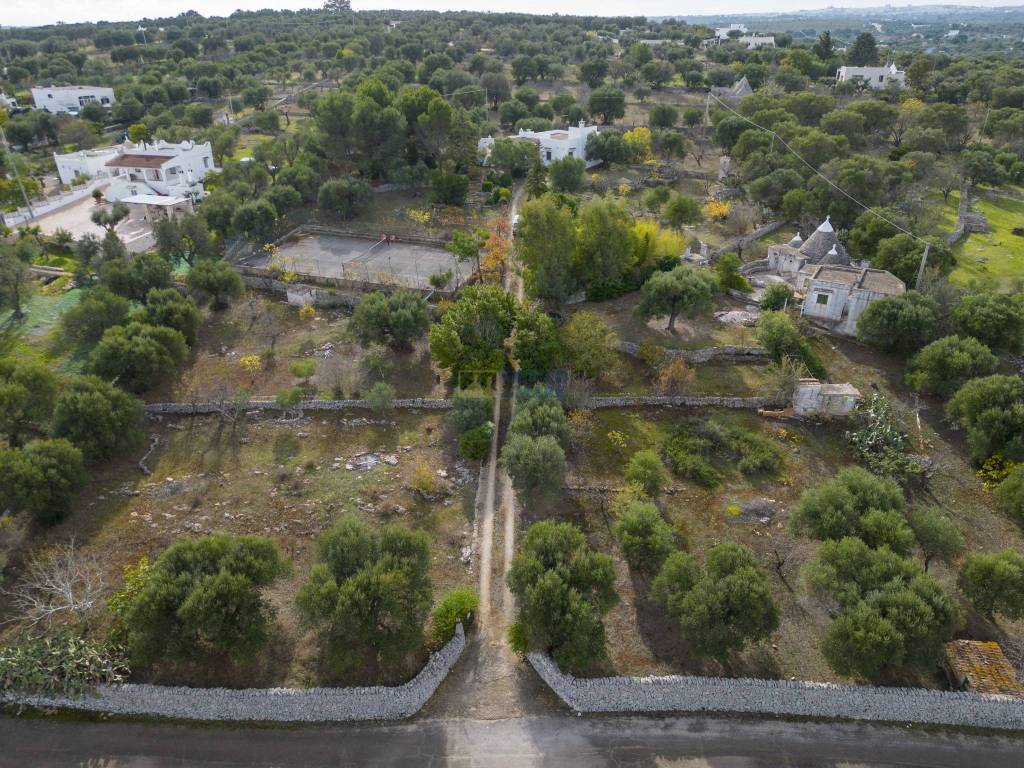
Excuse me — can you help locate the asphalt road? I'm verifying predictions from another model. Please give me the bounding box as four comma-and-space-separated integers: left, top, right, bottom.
2, 713, 1022, 767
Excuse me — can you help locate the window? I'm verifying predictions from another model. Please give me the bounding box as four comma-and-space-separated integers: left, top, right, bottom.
815, 293, 829, 306
568, 148, 574, 157
545, 150, 552, 161
878, 75, 884, 83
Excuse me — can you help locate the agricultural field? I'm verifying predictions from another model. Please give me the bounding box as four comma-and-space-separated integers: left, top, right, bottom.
950, 194, 1024, 290
0, 410, 475, 688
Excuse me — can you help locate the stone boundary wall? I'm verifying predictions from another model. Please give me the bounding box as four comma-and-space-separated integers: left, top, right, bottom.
618, 341, 769, 365
588, 394, 785, 410
1, 625, 465, 723
739, 258, 770, 275
712, 220, 788, 259
144, 397, 451, 415
527, 653, 1024, 730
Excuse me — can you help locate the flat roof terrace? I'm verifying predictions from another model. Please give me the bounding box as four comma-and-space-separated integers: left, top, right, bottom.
242, 232, 472, 291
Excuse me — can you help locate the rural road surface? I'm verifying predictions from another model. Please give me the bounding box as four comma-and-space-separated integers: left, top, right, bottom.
2, 712, 1021, 767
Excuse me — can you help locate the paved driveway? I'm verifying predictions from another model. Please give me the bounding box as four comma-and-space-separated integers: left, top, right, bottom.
32, 195, 154, 253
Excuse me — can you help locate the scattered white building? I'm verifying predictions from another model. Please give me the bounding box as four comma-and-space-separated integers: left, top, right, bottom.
835, 64, 906, 90
0, 92, 19, 110
798, 263, 905, 336
715, 23, 748, 39
121, 194, 195, 224
742, 216, 905, 337
53, 140, 216, 202
766, 217, 850, 278
31, 85, 115, 115
478, 122, 600, 168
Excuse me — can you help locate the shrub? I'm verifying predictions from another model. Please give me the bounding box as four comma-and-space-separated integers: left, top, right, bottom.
953, 292, 1024, 355
960, 550, 1024, 621
790, 466, 911, 552
548, 157, 585, 193
0, 439, 87, 526
508, 521, 617, 673
756, 310, 825, 380
653, 358, 695, 395
186, 260, 244, 310
429, 587, 479, 644
613, 501, 676, 575
350, 290, 431, 350
996, 466, 1024, 522
652, 544, 778, 661
759, 282, 794, 311
136, 287, 201, 347
807, 537, 961, 680
89, 322, 188, 393
856, 292, 940, 354
946, 375, 1024, 465
624, 449, 666, 497
559, 310, 618, 379
508, 385, 569, 447
366, 381, 396, 414
449, 387, 494, 433
61, 287, 130, 344
907, 507, 964, 571
0, 635, 129, 696
501, 433, 566, 497
317, 176, 372, 218
296, 517, 432, 669
431, 170, 469, 206
52, 375, 144, 462
906, 335, 998, 398
459, 422, 493, 460
124, 535, 288, 666
846, 394, 925, 486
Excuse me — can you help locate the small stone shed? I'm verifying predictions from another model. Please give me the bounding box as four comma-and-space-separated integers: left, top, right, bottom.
943, 640, 1023, 697
793, 379, 861, 417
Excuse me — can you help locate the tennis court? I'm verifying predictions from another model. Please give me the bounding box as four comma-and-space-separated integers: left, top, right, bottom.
245, 233, 471, 290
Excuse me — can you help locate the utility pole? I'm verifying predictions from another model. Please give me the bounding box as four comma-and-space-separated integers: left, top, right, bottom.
914, 242, 930, 290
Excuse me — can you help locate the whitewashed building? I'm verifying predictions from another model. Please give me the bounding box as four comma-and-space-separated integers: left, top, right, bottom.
0, 92, 19, 110
798, 263, 905, 336
31, 85, 115, 114
478, 122, 600, 168
835, 64, 906, 90
53, 140, 217, 201
104, 140, 216, 202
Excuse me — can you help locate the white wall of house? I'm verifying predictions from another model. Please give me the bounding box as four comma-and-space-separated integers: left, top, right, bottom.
836, 65, 906, 89
516, 123, 600, 167
31, 86, 115, 114
53, 147, 122, 185
100, 141, 216, 202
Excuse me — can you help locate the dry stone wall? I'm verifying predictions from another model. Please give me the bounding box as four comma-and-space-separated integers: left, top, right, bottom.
528, 653, 1024, 730
618, 341, 769, 365
588, 395, 785, 410
1, 625, 465, 723
145, 398, 451, 415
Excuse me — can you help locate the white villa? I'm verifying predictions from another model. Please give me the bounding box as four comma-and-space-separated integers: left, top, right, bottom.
479, 122, 601, 168
701, 24, 775, 50
1, 92, 19, 110
835, 64, 906, 90
31, 85, 115, 114
54, 139, 217, 203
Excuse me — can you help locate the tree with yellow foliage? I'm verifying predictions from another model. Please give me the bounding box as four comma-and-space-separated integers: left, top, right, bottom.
623, 126, 653, 163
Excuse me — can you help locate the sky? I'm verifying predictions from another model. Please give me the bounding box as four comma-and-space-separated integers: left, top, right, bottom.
3, 0, 1019, 28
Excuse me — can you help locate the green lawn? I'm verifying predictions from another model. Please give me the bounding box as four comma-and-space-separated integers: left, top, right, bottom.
950, 194, 1024, 290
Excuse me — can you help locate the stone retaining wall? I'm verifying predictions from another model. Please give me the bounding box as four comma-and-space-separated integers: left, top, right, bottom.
712, 220, 788, 260
618, 341, 770, 366
1, 625, 465, 723
144, 397, 451, 415
527, 652, 1024, 730
588, 395, 784, 409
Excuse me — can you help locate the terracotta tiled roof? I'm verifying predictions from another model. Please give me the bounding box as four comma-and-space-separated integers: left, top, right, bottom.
944, 640, 1024, 696
106, 154, 169, 169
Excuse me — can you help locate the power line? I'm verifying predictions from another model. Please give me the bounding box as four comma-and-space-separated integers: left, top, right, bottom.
706, 90, 931, 247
